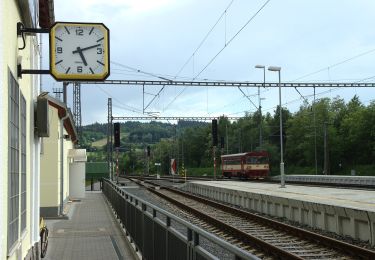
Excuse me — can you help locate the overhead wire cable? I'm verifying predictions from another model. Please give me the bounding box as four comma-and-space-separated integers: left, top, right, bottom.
230, 74, 375, 116
153, 0, 235, 113
174, 0, 235, 78
164, 0, 272, 112
238, 87, 258, 109
292, 47, 375, 82
111, 61, 172, 81
194, 0, 271, 80
289, 48, 375, 108
97, 86, 143, 114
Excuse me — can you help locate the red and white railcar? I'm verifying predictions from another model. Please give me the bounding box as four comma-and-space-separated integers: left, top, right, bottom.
221, 151, 270, 179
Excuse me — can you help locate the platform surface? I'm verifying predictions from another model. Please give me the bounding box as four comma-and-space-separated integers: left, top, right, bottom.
44, 192, 136, 260
191, 181, 375, 212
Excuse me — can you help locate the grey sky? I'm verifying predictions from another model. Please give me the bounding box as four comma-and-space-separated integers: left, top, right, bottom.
42, 0, 375, 125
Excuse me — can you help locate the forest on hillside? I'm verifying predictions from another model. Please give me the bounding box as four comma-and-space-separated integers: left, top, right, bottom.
81, 95, 375, 176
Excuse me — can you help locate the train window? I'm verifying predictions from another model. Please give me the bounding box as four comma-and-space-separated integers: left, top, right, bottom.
247, 156, 269, 164
224, 160, 241, 165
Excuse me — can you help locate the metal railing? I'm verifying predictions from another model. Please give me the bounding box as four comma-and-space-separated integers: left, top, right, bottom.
103, 179, 259, 260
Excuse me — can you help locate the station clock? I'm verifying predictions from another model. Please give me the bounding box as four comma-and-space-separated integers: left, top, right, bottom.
49, 22, 110, 81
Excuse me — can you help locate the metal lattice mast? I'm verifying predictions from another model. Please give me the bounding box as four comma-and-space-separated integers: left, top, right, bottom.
107, 98, 113, 179
52, 87, 63, 101
73, 82, 82, 143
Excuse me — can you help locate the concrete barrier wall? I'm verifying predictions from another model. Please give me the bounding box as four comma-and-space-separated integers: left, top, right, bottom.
271, 175, 375, 187
181, 183, 375, 245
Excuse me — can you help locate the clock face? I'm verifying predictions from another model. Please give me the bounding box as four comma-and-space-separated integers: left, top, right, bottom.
50, 22, 110, 81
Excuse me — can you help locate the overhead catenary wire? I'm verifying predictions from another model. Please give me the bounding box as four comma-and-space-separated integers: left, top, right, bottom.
174, 0, 235, 78
145, 0, 236, 113
292, 47, 375, 82
164, 0, 272, 112
111, 61, 172, 81
290, 47, 375, 104
97, 86, 143, 114
238, 87, 258, 110
228, 74, 375, 116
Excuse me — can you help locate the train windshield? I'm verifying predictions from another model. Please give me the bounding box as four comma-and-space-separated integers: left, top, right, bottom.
246, 156, 269, 164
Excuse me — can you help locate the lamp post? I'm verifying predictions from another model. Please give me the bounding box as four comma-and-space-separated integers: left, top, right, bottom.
255, 65, 265, 148
268, 66, 285, 188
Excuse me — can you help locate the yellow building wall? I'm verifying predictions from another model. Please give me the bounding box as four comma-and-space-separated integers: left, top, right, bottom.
64, 135, 74, 201
0, 1, 38, 259
1, 0, 41, 259
40, 105, 75, 215
40, 107, 60, 208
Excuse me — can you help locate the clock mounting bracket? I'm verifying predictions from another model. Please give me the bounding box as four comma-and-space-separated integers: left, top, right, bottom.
17, 22, 50, 78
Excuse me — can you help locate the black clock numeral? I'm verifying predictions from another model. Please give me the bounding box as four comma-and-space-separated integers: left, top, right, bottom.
97, 48, 103, 54
77, 66, 83, 73
76, 29, 84, 36
57, 47, 63, 53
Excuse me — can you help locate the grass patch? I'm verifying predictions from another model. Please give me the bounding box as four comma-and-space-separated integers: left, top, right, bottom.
91, 138, 107, 148
182, 167, 215, 177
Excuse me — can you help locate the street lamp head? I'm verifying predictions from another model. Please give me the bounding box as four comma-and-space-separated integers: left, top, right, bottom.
255, 65, 265, 69
268, 66, 281, 72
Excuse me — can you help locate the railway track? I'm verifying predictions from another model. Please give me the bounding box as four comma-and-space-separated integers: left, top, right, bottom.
125, 177, 375, 259
124, 174, 375, 190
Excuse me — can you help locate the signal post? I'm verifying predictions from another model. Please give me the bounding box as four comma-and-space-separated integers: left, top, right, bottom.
212, 119, 218, 180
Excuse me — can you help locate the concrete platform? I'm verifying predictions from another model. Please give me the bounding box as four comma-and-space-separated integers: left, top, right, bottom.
271, 175, 375, 187
44, 192, 137, 260
181, 181, 375, 245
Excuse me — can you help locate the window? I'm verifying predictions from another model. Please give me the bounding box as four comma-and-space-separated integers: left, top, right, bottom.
8, 71, 20, 251
21, 95, 26, 232
246, 156, 269, 164
224, 160, 241, 165
7, 71, 27, 251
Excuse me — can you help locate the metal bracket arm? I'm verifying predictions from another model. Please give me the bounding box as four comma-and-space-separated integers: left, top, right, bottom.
17, 22, 50, 50
17, 64, 50, 78
17, 22, 49, 36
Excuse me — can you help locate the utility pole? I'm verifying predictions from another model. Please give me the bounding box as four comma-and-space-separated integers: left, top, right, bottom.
226, 122, 229, 154
259, 68, 264, 148
323, 122, 330, 175
313, 87, 318, 175
255, 64, 265, 149
63, 82, 69, 104
107, 98, 112, 179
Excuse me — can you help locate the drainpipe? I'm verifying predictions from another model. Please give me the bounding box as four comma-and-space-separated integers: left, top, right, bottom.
60, 112, 69, 215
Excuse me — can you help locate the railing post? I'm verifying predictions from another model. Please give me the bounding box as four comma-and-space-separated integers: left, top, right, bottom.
187, 228, 193, 260
91, 177, 94, 191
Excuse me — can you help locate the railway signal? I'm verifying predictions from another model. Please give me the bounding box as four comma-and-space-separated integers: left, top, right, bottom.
212, 119, 218, 146
113, 122, 120, 148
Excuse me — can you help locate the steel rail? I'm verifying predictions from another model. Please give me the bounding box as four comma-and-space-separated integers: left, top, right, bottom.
132, 178, 303, 259
126, 176, 375, 259
163, 183, 375, 259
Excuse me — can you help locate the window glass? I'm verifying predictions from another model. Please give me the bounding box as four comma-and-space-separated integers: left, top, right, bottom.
8, 72, 19, 251
21, 95, 26, 232
247, 156, 269, 164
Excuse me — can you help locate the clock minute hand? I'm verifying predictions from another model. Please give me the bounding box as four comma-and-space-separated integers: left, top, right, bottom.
72, 47, 88, 66
79, 44, 101, 52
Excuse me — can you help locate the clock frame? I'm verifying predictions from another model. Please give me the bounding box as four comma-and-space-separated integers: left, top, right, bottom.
49, 22, 110, 81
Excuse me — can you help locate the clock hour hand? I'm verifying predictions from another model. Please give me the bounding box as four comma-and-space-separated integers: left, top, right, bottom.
72, 47, 88, 66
